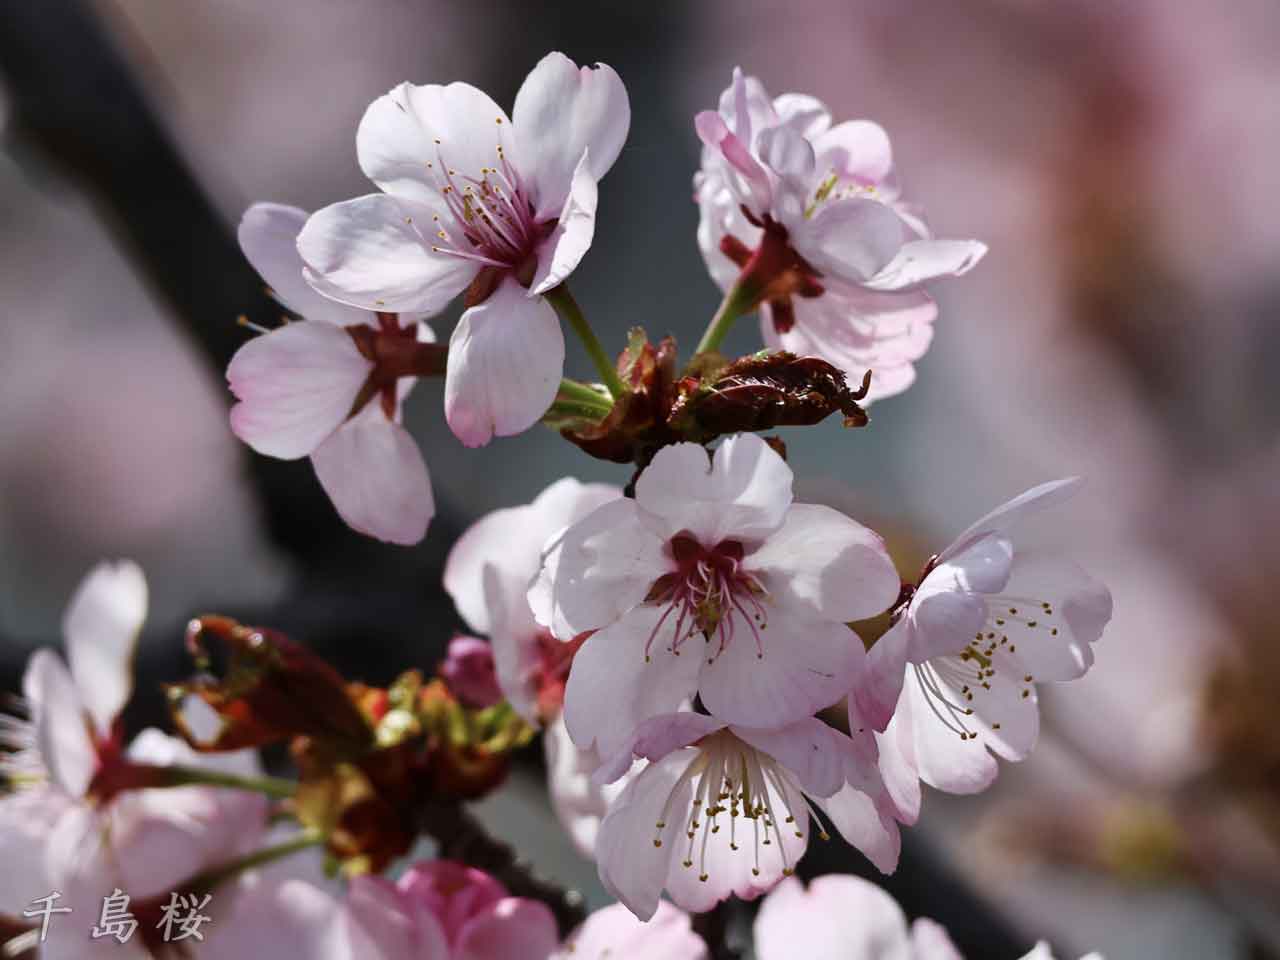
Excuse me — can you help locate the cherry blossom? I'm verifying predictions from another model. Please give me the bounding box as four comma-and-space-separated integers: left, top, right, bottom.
593, 712, 908, 920
550, 900, 706, 960
754, 874, 1104, 960
228, 202, 435, 545
0, 562, 267, 946
298, 53, 630, 447
694, 69, 985, 401
853, 478, 1113, 797
443, 476, 627, 856
531, 433, 900, 760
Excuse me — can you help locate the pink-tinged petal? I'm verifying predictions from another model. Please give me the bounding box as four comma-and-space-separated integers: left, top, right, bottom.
754, 875, 911, 960
26, 650, 95, 798
456, 897, 559, 960
910, 918, 965, 960
772, 93, 831, 139
875, 701, 922, 826
596, 751, 695, 921
907, 587, 990, 664
635, 434, 794, 544
814, 783, 902, 874
596, 712, 727, 786
239, 203, 368, 326
441, 636, 503, 708
311, 415, 433, 545
530, 151, 597, 296
544, 713, 631, 860
512, 53, 630, 218
731, 718, 847, 799
397, 860, 507, 947
853, 619, 911, 733
765, 287, 937, 405
756, 124, 815, 181
444, 278, 565, 447
357, 82, 512, 208
0, 788, 72, 914
697, 613, 862, 730
791, 198, 904, 285
553, 900, 707, 960
863, 239, 988, 292
748, 504, 899, 623
446, 477, 621, 636
995, 553, 1112, 681
812, 120, 894, 185
926, 535, 1014, 598
938, 478, 1083, 563
695, 110, 773, 213
63, 560, 146, 737
201, 872, 351, 960
563, 608, 704, 761
298, 194, 477, 315
529, 497, 666, 638
344, 874, 446, 960
228, 320, 372, 459
904, 676, 998, 793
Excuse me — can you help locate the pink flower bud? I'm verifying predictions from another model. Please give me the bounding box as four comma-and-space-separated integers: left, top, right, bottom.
441, 635, 503, 708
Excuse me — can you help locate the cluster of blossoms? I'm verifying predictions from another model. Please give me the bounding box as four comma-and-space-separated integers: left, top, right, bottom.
4, 50, 1115, 959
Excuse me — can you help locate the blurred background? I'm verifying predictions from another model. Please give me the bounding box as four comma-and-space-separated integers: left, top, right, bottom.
1, 1, 1278, 957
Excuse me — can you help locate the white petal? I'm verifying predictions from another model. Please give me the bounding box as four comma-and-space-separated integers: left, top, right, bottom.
357, 81, 513, 206
772, 93, 831, 139
63, 560, 147, 736
311, 414, 434, 545
596, 751, 695, 921
697, 612, 863, 729
512, 53, 630, 218
939, 477, 1083, 563
910, 918, 966, 960
994, 553, 1112, 681
906, 587, 989, 663
238, 203, 368, 326
529, 497, 666, 638
444, 278, 565, 447
298, 194, 476, 315
553, 900, 706, 960
791, 198, 904, 285
754, 874, 912, 960
635, 434, 794, 544
544, 713, 633, 860
563, 607, 704, 761
853, 618, 911, 733
756, 124, 815, 181
863, 239, 988, 292
811, 120, 894, 184
748, 504, 900, 623
597, 712, 727, 785
227, 319, 372, 459
530, 151, 598, 297
342, 874, 443, 960
0, 788, 73, 914
814, 783, 902, 875
27, 650, 96, 797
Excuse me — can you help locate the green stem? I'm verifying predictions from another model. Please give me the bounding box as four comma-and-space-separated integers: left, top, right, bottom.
192, 829, 324, 891
545, 284, 626, 398
162, 764, 298, 799
554, 378, 613, 416
695, 280, 760, 356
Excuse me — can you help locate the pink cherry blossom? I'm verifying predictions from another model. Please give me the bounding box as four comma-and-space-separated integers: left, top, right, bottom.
531, 433, 900, 761
0, 562, 267, 937
754, 874, 1104, 960
694, 69, 986, 402
593, 711, 908, 920
443, 476, 627, 857
298, 52, 631, 447
551, 900, 707, 960
853, 478, 1113, 797
227, 202, 435, 545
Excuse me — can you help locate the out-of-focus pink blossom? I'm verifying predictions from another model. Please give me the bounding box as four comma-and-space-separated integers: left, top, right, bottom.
228, 202, 435, 545
551, 900, 707, 960
853, 479, 1112, 799
531, 433, 900, 760
694, 69, 985, 402
754, 874, 1104, 960
440, 635, 504, 709
593, 711, 908, 920
298, 53, 630, 447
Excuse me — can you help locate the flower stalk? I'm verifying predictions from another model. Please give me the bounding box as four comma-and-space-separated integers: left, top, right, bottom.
545, 283, 627, 399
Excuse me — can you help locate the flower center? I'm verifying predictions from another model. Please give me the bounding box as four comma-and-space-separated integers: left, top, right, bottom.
651, 731, 824, 884
424, 124, 553, 280
642, 533, 769, 664
913, 593, 1056, 741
